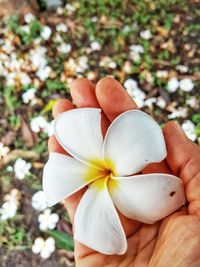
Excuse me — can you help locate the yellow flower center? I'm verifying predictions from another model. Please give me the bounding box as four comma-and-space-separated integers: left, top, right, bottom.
84, 158, 118, 192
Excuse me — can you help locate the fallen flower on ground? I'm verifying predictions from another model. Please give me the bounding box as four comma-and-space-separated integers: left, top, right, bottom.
182, 120, 197, 141
14, 158, 31, 180
43, 108, 185, 255
0, 201, 17, 221
32, 237, 55, 259
31, 191, 49, 211
179, 78, 194, 92
38, 209, 59, 231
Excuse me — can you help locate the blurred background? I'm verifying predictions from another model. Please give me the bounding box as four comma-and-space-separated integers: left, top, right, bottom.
0, 0, 199, 266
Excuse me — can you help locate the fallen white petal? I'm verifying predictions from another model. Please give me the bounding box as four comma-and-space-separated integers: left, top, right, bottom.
74, 178, 127, 255
103, 110, 167, 176
54, 108, 103, 167
109, 173, 186, 224
43, 152, 103, 206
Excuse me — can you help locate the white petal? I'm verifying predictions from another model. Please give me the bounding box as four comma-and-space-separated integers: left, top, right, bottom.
74, 178, 127, 255
43, 152, 103, 206
109, 174, 186, 224
103, 110, 167, 176
54, 108, 103, 166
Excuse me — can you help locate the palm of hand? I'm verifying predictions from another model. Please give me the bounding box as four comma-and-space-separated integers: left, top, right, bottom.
49, 77, 200, 267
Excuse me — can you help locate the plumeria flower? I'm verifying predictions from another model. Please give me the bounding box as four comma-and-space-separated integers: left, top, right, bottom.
156, 70, 168, 79
0, 142, 10, 158
0, 201, 17, 221
167, 77, 179, 93
36, 65, 51, 81
176, 65, 189, 73
124, 79, 146, 108
57, 43, 71, 54
43, 108, 185, 255
30, 116, 48, 133
140, 29, 152, 40
4, 189, 21, 206
179, 78, 194, 92
41, 26, 52, 41
56, 23, 68, 33
182, 120, 197, 141
32, 237, 55, 259
90, 41, 101, 51
14, 158, 31, 180
22, 88, 36, 104
167, 107, 188, 119
31, 191, 49, 211
38, 209, 59, 231
24, 13, 35, 24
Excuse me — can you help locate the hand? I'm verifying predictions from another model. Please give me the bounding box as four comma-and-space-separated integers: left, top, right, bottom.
48, 77, 200, 267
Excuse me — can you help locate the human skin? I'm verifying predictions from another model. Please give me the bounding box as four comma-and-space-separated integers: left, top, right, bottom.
48, 77, 200, 267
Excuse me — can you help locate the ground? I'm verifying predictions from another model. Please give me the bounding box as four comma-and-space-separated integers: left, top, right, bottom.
0, 0, 199, 266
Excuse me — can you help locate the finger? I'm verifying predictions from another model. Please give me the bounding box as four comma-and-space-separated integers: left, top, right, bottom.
96, 77, 171, 174
70, 78, 110, 135
95, 76, 138, 121
48, 135, 68, 155
163, 121, 200, 206
52, 98, 74, 118
70, 78, 100, 108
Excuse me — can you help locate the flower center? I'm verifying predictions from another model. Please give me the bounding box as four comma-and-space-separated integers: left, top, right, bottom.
86, 158, 117, 191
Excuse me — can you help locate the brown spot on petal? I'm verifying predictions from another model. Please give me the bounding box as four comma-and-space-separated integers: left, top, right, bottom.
170, 191, 176, 197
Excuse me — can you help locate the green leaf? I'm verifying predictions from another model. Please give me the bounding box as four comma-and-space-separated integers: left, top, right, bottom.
41, 99, 57, 114
48, 230, 74, 251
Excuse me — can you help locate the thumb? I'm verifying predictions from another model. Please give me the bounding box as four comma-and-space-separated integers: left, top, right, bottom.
163, 121, 200, 215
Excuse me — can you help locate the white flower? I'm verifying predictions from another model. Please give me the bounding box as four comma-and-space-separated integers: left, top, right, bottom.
0, 201, 17, 221
38, 209, 59, 231
14, 158, 31, 180
156, 97, 166, 109
140, 29, 152, 40
176, 65, 189, 73
4, 189, 21, 205
29, 47, 47, 69
186, 97, 199, 109
123, 61, 132, 74
44, 120, 55, 137
145, 97, 156, 108
167, 77, 179, 93
182, 120, 197, 141
32, 191, 49, 211
156, 70, 168, 79
179, 78, 194, 92
30, 116, 54, 136
124, 79, 146, 108
43, 108, 185, 255
76, 56, 89, 73
167, 107, 188, 119
41, 26, 52, 40
90, 41, 101, 51
129, 45, 144, 62
129, 44, 144, 54
56, 23, 68, 33
99, 57, 117, 69
19, 72, 31, 85
0, 142, 10, 158
36, 66, 51, 81
20, 25, 30, 33
30, 116, 48, 133
57, 43, 71, 54
24, 13, 35, 24
22, 88, 36, 104
32, 237, 55, 259
65, 3, 75, 13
